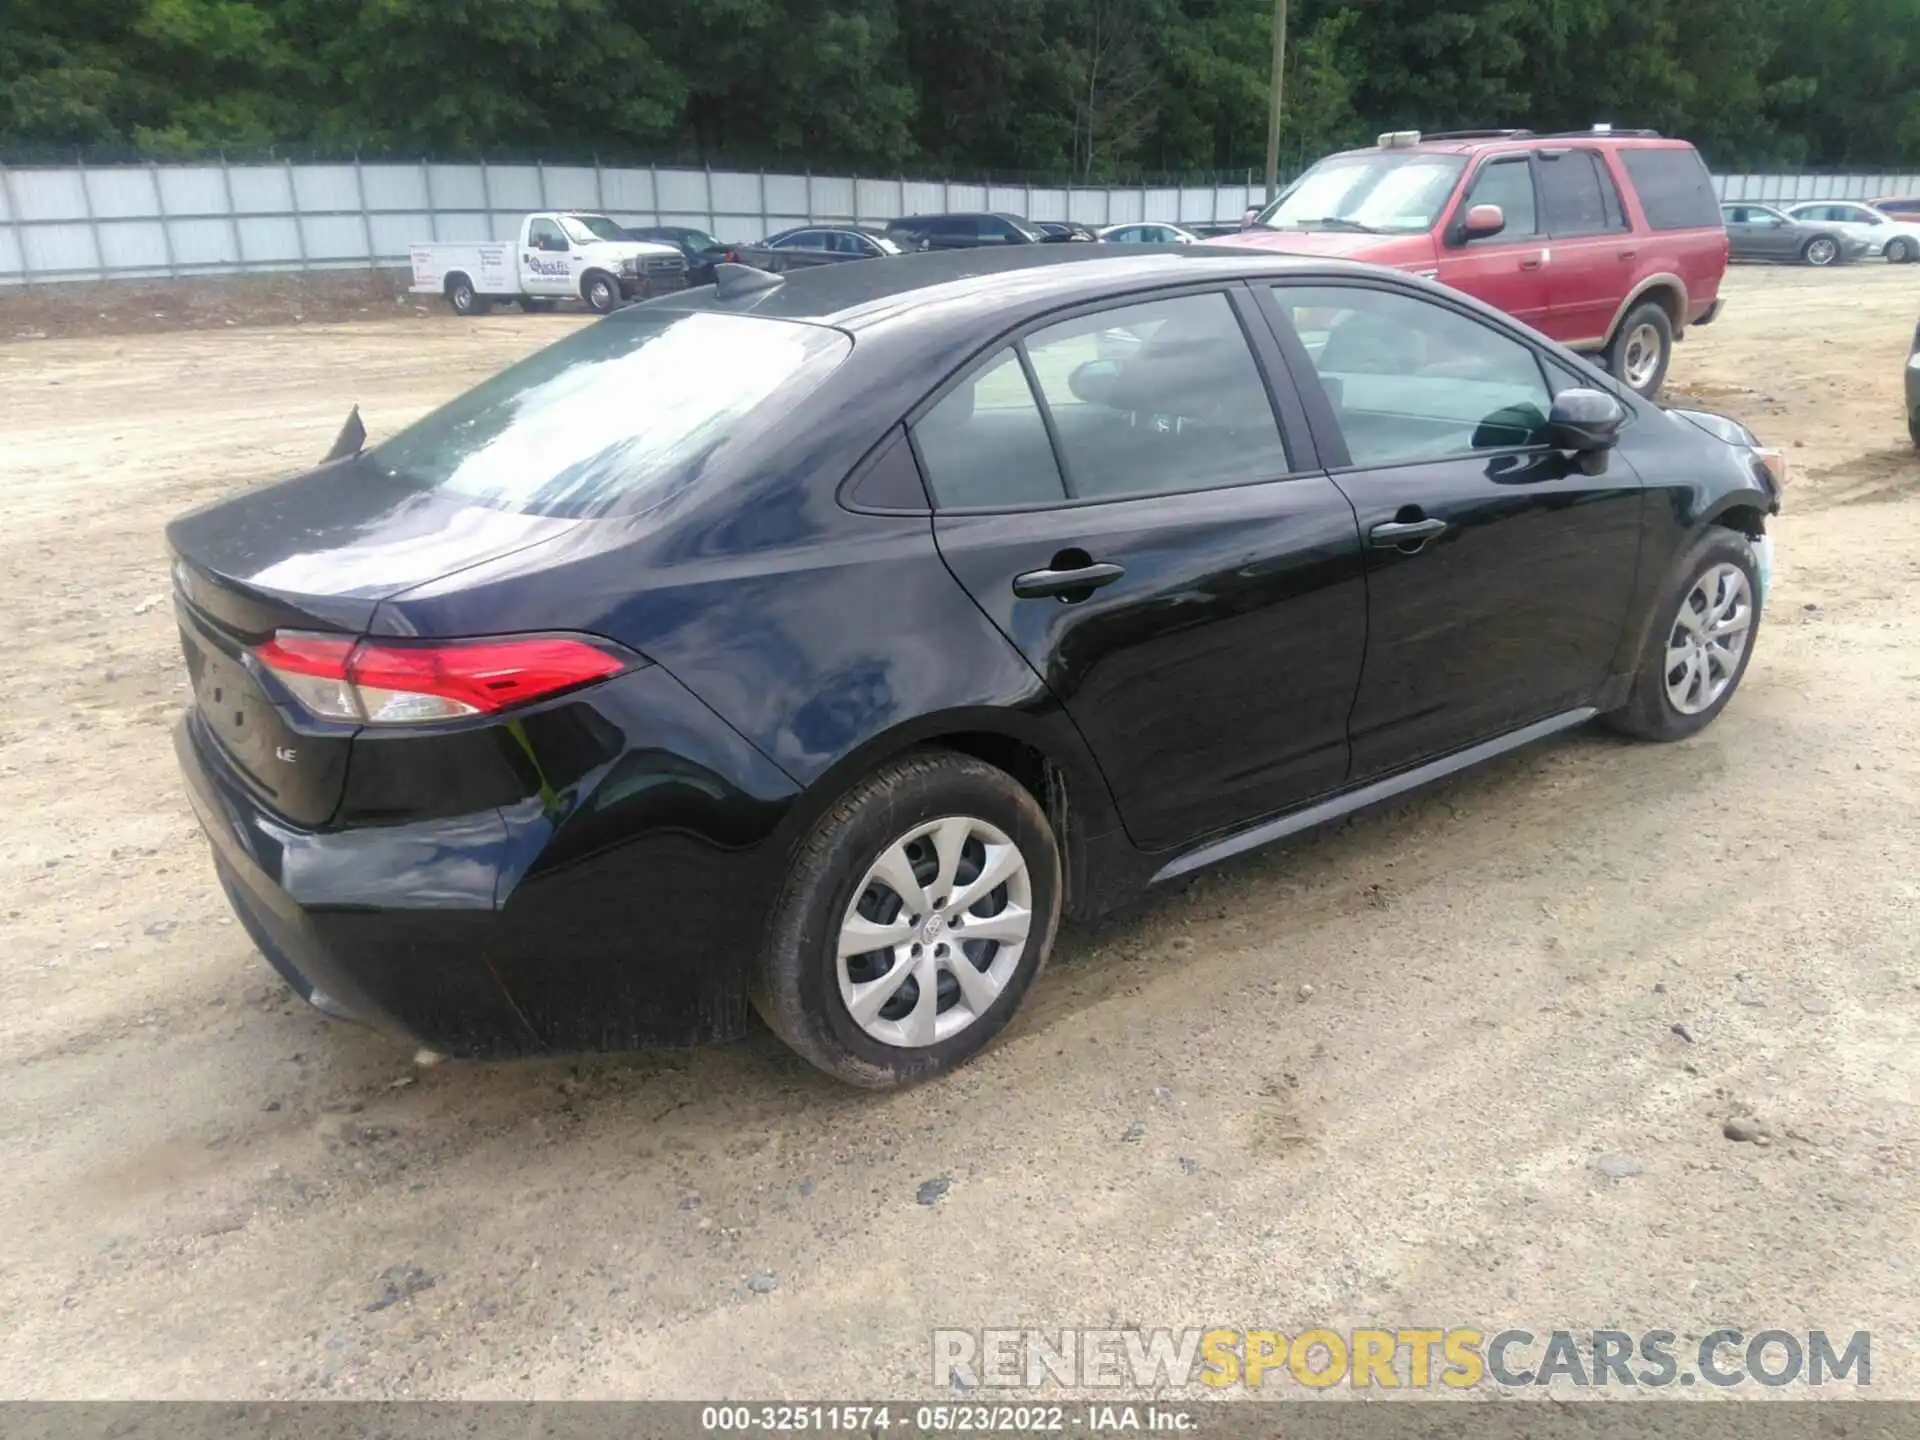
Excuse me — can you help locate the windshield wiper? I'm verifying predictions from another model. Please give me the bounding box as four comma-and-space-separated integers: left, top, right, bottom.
1297, 216, 1382, 234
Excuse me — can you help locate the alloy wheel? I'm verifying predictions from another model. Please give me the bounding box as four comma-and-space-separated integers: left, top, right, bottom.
836, 815, 1034, 1048
1665, 562, 1753, 715
587, 278, 615, 311
1622, 322, 1664, 391
1806, 237, 1838, 266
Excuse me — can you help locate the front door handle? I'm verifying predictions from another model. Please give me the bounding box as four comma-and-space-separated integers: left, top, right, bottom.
1520, 255, 1544, 271
1012, 561, 1125, 600
1368, 518, 1448, 549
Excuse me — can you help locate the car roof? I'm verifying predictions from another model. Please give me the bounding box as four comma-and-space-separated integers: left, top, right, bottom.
659, 245, 1367, 331
1325, 130, 1699, 160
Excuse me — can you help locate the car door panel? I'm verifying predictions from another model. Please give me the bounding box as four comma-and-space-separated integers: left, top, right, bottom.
1263, 280, 1645, 780
917, 285, 1368, 852
1437, 155, 1550, 331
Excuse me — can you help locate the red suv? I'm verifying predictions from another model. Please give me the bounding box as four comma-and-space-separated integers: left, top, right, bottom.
1216, 127, 1729, 396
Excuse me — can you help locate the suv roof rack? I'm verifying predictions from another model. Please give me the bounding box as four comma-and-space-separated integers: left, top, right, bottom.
1423, 129, 1535, 141
1536, 126, 1663, 138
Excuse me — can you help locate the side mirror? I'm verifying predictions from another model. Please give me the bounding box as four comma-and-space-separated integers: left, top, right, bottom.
1462, 203, 1506, 239
1069, 359, 1122, 406
1547, 387, 1626, 471
1241, 207, 1260, 230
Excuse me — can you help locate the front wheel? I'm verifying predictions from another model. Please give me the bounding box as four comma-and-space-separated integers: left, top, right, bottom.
582, 271, 620, 313
752, 751, 1062, 1088
1885, 236, 1915, 264
1607, 302, 1673, 398
1801, 235, 1840, 267
1603, 528, 1762, 742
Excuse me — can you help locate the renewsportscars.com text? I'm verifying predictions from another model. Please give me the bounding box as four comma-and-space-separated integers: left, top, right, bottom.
932, 1327, 1871, 1390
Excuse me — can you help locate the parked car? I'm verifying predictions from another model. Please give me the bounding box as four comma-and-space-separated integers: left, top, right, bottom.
168, 246, 1784, 1086
620, 225, 736, 285
884, 212, 1050, 250
409, 211, 688, 315
1212, 126, 1730, 397
1908, 317, 1920, 448
1874, 196, 1920, 218
1099, 222, 1201, 244
1720, 203, 1868, 267
1783, 201, 1920, 263
733, 226, 903, 272
1034, 220, 1100, 242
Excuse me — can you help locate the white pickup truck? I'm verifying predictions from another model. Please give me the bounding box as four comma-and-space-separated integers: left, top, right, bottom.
409, 211, 690, 316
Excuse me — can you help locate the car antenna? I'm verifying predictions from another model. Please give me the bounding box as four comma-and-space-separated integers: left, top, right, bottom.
322, 405, 365, 464
714, 262, 784, 299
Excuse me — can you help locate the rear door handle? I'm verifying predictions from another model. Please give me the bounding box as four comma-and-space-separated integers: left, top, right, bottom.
1620, 249, 1639, 261
1519, 256, 1544, 271
1368, 518, 1448, 548
1012, 561, 1125, 600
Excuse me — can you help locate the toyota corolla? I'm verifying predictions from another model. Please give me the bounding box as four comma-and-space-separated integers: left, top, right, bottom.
168, 247, 1782, 1087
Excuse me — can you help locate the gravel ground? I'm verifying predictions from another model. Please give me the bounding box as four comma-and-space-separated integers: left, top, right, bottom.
1, 264, 1917, 1400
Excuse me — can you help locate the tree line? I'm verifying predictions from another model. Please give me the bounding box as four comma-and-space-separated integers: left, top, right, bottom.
3, 0, 1916, 177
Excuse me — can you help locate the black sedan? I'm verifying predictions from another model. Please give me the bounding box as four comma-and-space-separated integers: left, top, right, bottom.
167, 248, 1782, 1086
733, 226, 902, 272
620, 225, 735, 286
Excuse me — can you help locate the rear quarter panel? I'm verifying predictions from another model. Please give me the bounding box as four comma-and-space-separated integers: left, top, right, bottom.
1606, 148, 1728, 328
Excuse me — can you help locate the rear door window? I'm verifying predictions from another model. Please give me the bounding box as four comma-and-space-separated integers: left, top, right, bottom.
912, 351, 1067, 508
1021, 292, 1289, 500
1619, 147, 1721, 230
372, 311, 851, 518
1464, 158, 1538, 239
1539, 150, 1625, 235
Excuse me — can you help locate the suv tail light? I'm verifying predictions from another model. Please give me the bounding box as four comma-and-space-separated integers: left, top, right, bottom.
255, 634, 629, 725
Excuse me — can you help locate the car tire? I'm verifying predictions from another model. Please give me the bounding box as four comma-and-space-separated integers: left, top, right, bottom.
1607, 302, 1673, 398
752, 750, 1063, 1089
1801, 235, 1840, 267
1603, 527, 1763, 743
1910, 410, 1920, 448
446, 276, 488, 317
581, 271, 620, 313
1886, 237, 1916, 264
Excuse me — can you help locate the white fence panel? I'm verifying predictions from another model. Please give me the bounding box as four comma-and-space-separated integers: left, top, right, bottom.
237, 215, 302, 265
170, 217, 238, 269
764, 174, 809, 216
14, 169, 89, 221
158, 166, 229, 217
901, 180, 945, 216
1142, 187, 1182, 221
22, 222, 95, 274
96, 220, 167, 270
945, 183, 988, 211
599, 167, 655, 214
226, 166, 293, 214
809, 175, 855, 218
426, 164, 486, 211
486, 165, 542, 211
709, 171, 761, 217
87, 169, 160, 219
654, 169, 709, 214
543, 165, 601, 210
1027, 187, 1069, 220
361, 164, 427, 212
986, 185, 1027, 214
1107, 191, 1144, 223
855, 178, 898, 220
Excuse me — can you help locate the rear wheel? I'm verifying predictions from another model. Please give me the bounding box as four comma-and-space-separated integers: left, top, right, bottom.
1801, 235, 1840, 266
446, 275, 488, 316
752, 751, 1062, 1088
1607, 302, 1672, 398
1885, 236, 1915, 264
1603, 528, 1761, 742
581, 271, 620, 313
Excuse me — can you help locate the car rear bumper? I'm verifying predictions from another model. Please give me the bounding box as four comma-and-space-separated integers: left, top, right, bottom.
174, 661, 801, 1057
1693, 297, 1725, 328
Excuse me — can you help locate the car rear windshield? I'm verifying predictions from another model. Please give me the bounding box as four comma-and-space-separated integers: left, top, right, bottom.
371, 310, 852, 518
1619, 148, 1721, 230
1254, 153, 1467, 234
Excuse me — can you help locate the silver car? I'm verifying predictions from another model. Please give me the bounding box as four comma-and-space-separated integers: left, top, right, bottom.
1720, 203, 1869, 267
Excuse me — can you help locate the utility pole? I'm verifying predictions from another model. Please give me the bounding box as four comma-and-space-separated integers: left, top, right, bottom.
1264, 0, 1287, 203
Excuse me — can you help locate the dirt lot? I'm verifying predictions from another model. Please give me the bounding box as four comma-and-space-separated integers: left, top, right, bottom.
2, 265, 1917, 1400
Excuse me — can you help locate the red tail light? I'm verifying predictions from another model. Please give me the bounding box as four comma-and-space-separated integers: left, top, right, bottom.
255, 634, 629, 725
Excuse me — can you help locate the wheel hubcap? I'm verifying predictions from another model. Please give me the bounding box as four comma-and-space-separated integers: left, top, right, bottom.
836, 815, 1033, 1049
1623, 323, 1662, 389
1665, 562, 1753, 715
1810, 239, 1835, 264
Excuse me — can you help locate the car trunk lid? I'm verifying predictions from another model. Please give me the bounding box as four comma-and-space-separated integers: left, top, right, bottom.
166, 455, 578, 825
